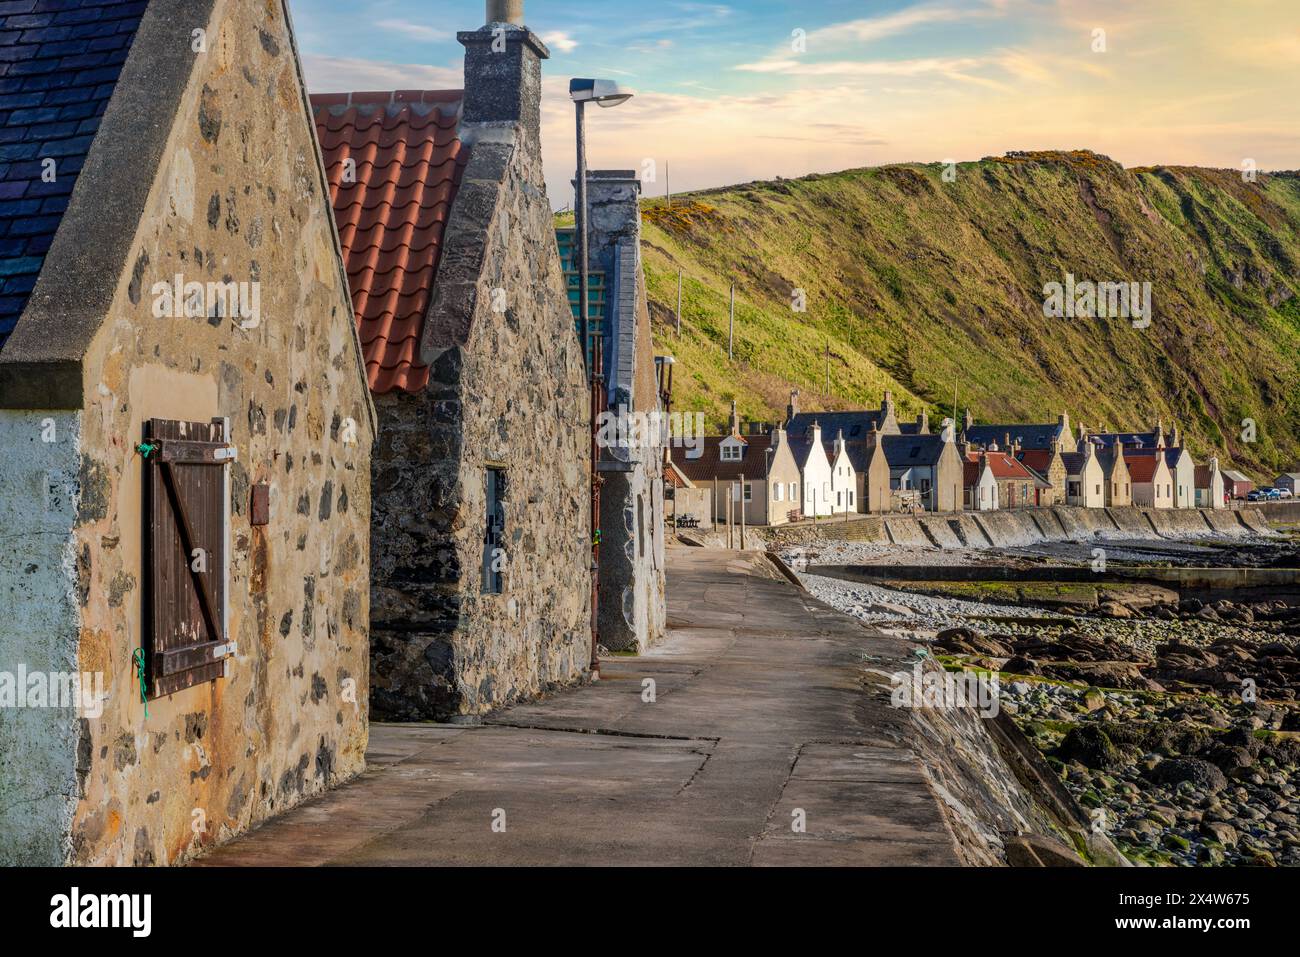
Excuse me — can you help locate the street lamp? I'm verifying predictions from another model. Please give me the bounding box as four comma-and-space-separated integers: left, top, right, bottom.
570, 76, 634, 679
570, 77, 635, 379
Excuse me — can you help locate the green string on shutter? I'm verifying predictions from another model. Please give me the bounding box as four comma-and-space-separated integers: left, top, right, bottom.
136, 442, 158, 459
132, 647, 149, 718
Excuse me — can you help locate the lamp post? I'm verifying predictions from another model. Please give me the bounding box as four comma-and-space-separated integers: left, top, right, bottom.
570, 77, 634, 678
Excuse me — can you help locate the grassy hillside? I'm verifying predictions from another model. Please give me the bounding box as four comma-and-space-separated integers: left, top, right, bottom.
637, 151, 1300, 476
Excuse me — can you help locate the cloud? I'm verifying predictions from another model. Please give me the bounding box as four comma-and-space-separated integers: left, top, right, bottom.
540, 31, 579, 54
375, 19, 451, 42
815, 5, 980, 45
301, 55, 461, 93
736, 56, 986, 78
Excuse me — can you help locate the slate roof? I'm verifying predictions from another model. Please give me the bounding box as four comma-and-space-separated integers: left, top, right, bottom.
0, 0, 146, 351
881, 433, 947, 468
843, 438, 881, 473
1060, 451, 1087, 475
1091, 431, 1161, 449
675, 433, 772, 484
788, 410, 883, 441
962, 422, 1064, 450
312, 90, 466, 394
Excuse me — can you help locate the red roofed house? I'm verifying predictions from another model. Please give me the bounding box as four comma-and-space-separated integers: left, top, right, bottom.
311, 1, 592, 720
1126, 449, 1174, 508
962, 448, 1053, 509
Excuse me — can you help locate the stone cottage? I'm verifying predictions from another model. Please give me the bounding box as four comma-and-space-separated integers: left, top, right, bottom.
1062, 442, 1106, 507
882, 421, 963, 513
0, 0, 374, 865
846, 423, 891, 514
570, 171, 664, 653
677, 412, 774, 526
1196, 457, 1227, 508
311, 1, 591, 719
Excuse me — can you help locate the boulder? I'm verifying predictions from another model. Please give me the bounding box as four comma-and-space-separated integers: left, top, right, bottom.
1056, 724, 1122, 770
1147, 757, 1228, 794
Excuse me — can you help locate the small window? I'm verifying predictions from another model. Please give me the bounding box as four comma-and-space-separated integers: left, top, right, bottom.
774, 483, 783, 502
720, 444, 741, 461
789, 482, 796, 500
743, 483, 752, 503
482, 467, 505, 594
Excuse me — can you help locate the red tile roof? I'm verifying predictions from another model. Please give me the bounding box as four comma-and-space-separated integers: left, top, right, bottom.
675, 435, 773, 484
311, 91, 467, 394
965, 450, 1037, 481
1124, 451, 1163, 483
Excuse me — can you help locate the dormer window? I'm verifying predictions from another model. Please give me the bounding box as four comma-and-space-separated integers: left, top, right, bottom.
720, 445, 741, 461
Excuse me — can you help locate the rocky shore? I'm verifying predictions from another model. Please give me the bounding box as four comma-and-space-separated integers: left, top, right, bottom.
793, 546, 1300, 867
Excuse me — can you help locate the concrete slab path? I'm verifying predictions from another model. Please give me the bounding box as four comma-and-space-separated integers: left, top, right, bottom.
198, 549, 966, 866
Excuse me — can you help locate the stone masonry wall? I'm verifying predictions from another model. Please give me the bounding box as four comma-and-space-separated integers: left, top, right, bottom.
369, 118, 591, 719
33, 0, 374, 865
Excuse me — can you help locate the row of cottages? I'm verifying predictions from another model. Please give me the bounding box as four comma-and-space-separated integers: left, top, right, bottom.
672, 390, 959, 524
0, 0, 655, 865
961, 411, 1231, 510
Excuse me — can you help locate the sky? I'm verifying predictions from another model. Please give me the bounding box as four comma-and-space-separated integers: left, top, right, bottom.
290, 0, 1300, 209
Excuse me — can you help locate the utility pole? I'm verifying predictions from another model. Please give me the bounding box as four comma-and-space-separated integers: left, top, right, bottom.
739, 472, 746, 550
676, 269, 682, 336
825, 338, 830, 396
665, 160, 671, 209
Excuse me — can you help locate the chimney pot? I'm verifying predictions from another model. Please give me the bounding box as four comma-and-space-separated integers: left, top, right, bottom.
486, 0, 524, 25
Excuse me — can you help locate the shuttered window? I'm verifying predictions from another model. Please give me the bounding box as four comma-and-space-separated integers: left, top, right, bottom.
142, 417, 236, 698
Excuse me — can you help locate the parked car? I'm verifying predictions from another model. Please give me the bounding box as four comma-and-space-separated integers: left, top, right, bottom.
1266, 488, 1285, 500
1247, 488, 1267, 501
1279, 488, 1294, 499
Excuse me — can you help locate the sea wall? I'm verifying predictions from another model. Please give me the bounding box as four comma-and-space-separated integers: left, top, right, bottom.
761, 506, 1271, 550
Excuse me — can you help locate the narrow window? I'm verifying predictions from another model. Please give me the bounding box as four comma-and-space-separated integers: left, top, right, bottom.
637, 494, 645, 558
483, 467, 505, 594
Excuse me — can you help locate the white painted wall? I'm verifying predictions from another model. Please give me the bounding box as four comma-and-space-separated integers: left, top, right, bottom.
800, 427, 834, 518
0, 410, 84, 865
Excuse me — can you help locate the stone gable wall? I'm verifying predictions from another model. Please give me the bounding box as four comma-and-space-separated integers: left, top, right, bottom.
369, 125, 591, 719
8, 0, 375, 865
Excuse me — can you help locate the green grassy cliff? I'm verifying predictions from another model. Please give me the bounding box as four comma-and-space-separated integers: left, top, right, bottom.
638, 151, 1300, 476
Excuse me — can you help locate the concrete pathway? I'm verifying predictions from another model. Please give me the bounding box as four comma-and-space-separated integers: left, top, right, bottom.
198, 549, 965, 866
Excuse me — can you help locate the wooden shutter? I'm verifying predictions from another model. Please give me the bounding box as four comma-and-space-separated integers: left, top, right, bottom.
142, 417, 236, 698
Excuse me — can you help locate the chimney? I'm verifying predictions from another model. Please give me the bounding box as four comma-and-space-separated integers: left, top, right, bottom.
1171, 423, 1181, 448
487, 0, 524, 23
1003, 432, 1011, 449
940, 417, 955, 442
882, 390, 895, 418
459, 1, 549, 149
786, 389, 800, 424
917, 410, 929, 434
729, 399, 739, 436
962, 408, 973, 433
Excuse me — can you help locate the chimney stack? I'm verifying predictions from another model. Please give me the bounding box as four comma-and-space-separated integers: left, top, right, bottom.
729, 399, 739, 436
459, 0, 548, 147
962, 408, 973, 433
786, 389, 800, 424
